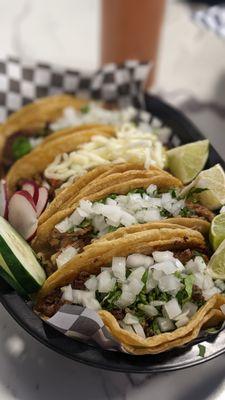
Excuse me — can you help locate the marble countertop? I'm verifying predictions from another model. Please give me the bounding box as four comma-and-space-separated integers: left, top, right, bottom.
1, 302, 225, 400
0, 0, 225, 398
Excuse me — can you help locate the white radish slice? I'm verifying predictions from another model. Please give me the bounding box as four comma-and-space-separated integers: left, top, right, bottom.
8, 190, 38, 241
22, 180, 39, 205
36, 187, 48, 217
0, 179, 8, 218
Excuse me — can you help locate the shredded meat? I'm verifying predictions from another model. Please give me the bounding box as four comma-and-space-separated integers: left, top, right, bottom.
186, 201, 215, 222
191, 284, 205, 304
2, 123, 51, 171
50, 226, 93, 250
35, 288, 64, 318
173, 248, 209, 264
111, 309, 125, 321
72, 271, 91, 289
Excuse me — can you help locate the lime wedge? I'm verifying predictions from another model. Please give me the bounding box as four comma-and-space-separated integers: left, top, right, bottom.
209, 213, 225, 251
181, 164, 225, 210
167, 140, 209, 184
208, 239, 225, 280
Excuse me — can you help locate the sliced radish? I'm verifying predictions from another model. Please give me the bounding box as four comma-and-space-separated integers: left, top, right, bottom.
22, 180, 39, 205
36, 187, 48, 217
0, 179, 8, 219
8, 190, 38, 241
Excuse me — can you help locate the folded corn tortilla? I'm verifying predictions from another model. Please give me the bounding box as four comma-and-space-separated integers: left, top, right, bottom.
35, 224, 225, 354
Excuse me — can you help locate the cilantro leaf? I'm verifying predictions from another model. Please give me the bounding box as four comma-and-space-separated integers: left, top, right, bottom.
184, 274, 195, 299
80, 104, 90, 114
179, 207, 194, 217
160, 208, 172, 218
12, 136, 32, 160
198, 344, 206, 357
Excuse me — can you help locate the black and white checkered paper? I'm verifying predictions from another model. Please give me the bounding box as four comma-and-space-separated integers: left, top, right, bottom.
0, 56, 151, 122
193, 5, 225, 38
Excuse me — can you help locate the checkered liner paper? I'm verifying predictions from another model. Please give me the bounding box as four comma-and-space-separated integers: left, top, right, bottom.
193, 5, 225, 38
0, 56, 151, 122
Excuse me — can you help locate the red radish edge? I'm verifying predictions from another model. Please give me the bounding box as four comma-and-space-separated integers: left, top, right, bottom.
22, 180, 39, 205
8, 190, 38, 241
36, 187, 49, 217
0, 179, 8, 219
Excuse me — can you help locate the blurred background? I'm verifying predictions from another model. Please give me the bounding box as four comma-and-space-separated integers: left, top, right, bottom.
0, 0, 224, 151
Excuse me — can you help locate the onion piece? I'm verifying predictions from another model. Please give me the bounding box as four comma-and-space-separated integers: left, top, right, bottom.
61, 285, 73, 302
112, 257, 126, 282
152, 251, 174, 263
123, 313, 139, 325
0, 179, 8, 218
175, 316, 189, 328
97, 270, 116, 293
153, 261, 178, 275
85, 275, 98, 291
182, 301, 198, 317
163, 298, 182, 319
132, 322, 146, 338
157, 317, 175, 332
126, 253, 154, 268
56, 246, 78, 268
8, 190, 38, 241
139, 304, 158, 317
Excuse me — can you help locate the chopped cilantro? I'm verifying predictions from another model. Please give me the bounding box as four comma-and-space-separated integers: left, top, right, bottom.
151, 319, 161, 335
184, 274, 195, 299
160, 208, 172, 218
79, 219, 91, 228
80, 104, 90, 114
67, 227, 74, 233
169, 188, 178, 199
100, 284, 122, 309
198, 344, 206, 357
179, 207, 194, 217
128, 188, 146, 195
12, 136, 32, 160
141, 270, 149, 286
107, 226, 118, 233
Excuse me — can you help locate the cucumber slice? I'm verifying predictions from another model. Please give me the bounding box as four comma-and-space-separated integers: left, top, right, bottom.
0, 217, 46, 293
0, 253, 28, 297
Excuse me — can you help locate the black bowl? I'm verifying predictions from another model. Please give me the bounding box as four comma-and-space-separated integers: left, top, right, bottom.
1, 93, 225, 373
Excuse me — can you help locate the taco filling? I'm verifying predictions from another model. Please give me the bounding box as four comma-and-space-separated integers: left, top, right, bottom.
36, 249, 225, 339
49, 186, 213, 270
44, 123, 166, 191
2, 123, 51, 169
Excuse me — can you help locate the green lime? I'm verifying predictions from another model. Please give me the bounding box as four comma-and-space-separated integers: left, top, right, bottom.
209, 213, 225, 251
167, 140, 209, 184
208, 239, 225, 280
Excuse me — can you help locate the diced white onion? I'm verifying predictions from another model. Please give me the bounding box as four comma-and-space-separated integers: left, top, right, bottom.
61, 285, 73, 302
119, 321, 134, 333
164, 298, 182, 319
157, 317, 175, 332
72, 290, 101, 311
126, 254, 154, 268
127, 266, 145, 282
132, 323, 146, 338
123, 313, 139, 325
158, 275, 181, 293
56, 246, 78, 268
139, 304, 158, 317
55, 218, 73, 233
152, 261, 178, 275
70, 209, 85, 226
97, 270, 116, 293
112, 257, 126, 282
175, 316, 189, 328
152, 251, 174, 263
84, 275, 98, 291
182, 301, 198, 317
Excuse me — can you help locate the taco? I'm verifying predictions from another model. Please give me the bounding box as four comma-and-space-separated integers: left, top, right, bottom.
35, 223, 225, 354
31, 164, 213, 277
6, 122, 166, 198
0, 94, 90, 170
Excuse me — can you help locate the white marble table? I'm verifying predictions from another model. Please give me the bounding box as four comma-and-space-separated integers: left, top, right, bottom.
0, 302, 225, 400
